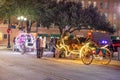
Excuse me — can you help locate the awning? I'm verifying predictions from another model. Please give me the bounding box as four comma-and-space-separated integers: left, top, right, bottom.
111, 36, 120, 40
38, 34, 48, 37
50, 34, 60, 38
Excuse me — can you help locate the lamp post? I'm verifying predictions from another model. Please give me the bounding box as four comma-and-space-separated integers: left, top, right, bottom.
17, 16, 27, 31
7, 27, 11, 48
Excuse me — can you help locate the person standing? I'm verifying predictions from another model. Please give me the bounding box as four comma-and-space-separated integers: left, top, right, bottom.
13, 37, 16, 51
40, 36, 45, 57
36, 37, 41, 58
52, 38, 57, 57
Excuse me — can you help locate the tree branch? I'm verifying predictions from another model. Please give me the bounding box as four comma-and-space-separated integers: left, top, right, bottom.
69, 27, 80, 33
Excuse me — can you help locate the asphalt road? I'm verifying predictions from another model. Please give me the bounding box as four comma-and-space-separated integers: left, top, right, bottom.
0, 50, 120, 80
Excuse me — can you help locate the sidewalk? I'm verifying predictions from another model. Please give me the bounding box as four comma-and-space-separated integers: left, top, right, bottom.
0, 45, 12, 50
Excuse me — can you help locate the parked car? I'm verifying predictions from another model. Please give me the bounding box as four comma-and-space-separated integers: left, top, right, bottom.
112, 40, 120, 52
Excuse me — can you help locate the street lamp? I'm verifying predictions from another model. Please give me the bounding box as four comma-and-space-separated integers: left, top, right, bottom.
17, 16, 27, 21
17, 16, 27, 31
7, 27, 11, 48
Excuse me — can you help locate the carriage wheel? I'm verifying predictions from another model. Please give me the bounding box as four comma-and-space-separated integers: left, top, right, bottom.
80, 46, 93, 65
99, 48, 112, 65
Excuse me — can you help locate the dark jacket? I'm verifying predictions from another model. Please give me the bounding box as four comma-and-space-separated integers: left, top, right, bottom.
36, 38, 40, 49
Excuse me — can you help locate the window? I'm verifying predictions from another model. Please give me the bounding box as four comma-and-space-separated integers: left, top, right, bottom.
100, 2, 104, 9
57, 0, 60, 2
3, 19, 8, 24
104, 13, 108, 17
75, 0, 79, 3
104, 2, 109, 9
81, 0, 85, 8
50, 23, 55, 28
88, 1, 92, 6
113, 13, 117, 20
100, 12, 103, 16
37, 22, 40, 27
113, 24, 117, 30
0, 33, 3, 40
93, 1, 97, 7
3, 34, 7, 39
114, 2, 117, 10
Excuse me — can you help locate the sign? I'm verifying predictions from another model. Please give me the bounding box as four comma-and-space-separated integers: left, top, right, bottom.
11, 25, 16, 29
7, 28, 11, 34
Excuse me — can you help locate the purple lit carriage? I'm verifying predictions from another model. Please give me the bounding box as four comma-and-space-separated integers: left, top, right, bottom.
13, 33, 35, 53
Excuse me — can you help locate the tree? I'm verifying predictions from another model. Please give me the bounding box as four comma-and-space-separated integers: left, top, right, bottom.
39, 1, 84, 36
13, 0, 39, 32
39, 0, 115, 37
0, 0, 45, 32
0, 0, 15, 24
0, 0, 115, 35
13, 0, 53, 33
83, 4, 115, 34
0, 0, 15, 48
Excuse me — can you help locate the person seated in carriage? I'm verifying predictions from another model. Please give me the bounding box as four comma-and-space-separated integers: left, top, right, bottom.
62, 32, 82, 50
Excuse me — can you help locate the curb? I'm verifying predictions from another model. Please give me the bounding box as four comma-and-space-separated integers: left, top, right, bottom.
42, 57, 120, 66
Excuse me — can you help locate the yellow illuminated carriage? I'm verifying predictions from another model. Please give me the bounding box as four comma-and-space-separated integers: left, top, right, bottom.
55, 32, 112, 65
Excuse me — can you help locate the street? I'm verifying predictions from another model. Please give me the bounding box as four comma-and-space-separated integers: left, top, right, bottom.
0, 50, 120, 80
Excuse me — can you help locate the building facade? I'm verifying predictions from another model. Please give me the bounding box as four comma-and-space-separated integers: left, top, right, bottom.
0, 0, 120, 46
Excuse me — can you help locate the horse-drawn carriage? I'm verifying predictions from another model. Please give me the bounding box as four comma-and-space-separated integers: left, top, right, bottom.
55, 33, 112, 65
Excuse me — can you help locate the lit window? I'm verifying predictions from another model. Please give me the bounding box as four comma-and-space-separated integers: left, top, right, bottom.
113, 13, 117, 20
88, 1, 92, 6
113, 24, 117, 30
0, 32, 3, 41
50, 23, 55, 28
93, 1, 97, 7
104, 13, 108, 17
81, 0, 85, 8
57, 0, 60, 3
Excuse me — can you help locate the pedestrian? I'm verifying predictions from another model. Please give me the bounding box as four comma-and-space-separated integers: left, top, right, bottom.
109, 42, 114, 57
52, 38, 57, 57
13, 37, 16, 44
36, 37, 41, 58
49, 38, 54, 52
40, 37, 44, 58
13, 37, 16, 51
